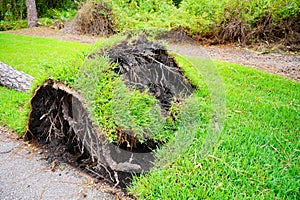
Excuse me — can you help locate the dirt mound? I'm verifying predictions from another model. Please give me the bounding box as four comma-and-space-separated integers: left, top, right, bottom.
64, 1, 114, 36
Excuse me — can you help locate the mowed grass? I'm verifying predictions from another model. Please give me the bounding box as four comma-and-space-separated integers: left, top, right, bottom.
0, 33, 90, 132
129, 59, 300, 199
0, 33, 299, 199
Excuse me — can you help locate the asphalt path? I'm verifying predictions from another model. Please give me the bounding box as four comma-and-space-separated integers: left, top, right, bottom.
0, 126, 116, 200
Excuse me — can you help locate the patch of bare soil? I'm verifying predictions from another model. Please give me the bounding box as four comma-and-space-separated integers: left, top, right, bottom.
169, 44, 300, 81
5, 27, 102, 44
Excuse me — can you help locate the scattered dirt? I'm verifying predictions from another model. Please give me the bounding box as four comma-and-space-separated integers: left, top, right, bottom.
205, 45, 300, 81
158, 29, 300, 81
4, 27, 299, 81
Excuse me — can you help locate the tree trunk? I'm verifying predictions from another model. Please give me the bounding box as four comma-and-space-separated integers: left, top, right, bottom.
26, 0, 38, 28
0, 61, 34, 92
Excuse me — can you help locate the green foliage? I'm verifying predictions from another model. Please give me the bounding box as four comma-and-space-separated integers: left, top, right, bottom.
0, 19, 27, 31
112, 84, 163, 141
112, 83, 180, 142
36, 0, 83, 18
0, 0, 85, 21
0, 0, 86, 31
177, 0, 226, 34
35, 8, 77, 28
38, 18, 53, 26
111, 0, 176, 32
0, 86, 30, 133
270, 0, 300, 21
106, 0, 300, 40
221, 0, 300, 25
74, 55, 120, 140
0, 0, 26, 21
43, 8, 77, 22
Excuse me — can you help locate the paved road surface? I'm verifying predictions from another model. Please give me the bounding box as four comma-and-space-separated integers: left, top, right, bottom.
0, 127, 116, 200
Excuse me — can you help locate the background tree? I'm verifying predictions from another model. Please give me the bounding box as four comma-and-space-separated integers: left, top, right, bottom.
0, 0, 81, 21
26, 0, 37, 27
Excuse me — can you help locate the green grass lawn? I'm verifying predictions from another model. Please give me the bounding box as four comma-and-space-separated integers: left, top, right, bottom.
0, 33, 299, 199
130, 59, 300, 199
0, 33, 90, 132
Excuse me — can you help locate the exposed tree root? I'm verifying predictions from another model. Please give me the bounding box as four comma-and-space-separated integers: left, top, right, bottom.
24, 79, 154, 188
157, 14, 300, 51
216, 13, 300, 50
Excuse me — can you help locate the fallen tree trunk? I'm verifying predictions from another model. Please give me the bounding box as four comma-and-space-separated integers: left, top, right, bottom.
0, 61, 34, 92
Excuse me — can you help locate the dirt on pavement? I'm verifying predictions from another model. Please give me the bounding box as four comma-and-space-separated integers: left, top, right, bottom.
4, 27, 300, 81
0, 126, 130, 200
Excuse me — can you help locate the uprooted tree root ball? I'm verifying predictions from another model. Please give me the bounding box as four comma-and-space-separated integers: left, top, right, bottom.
64, 1, 114, 36
24, 37, 195, 191
24, 79, 154, 189
201, 13, 300, 50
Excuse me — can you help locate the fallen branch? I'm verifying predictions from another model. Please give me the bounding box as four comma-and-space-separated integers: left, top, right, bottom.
0, 61, 34, 92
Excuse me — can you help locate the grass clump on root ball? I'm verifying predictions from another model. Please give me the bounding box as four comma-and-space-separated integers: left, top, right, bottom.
75, 35, 195, 148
